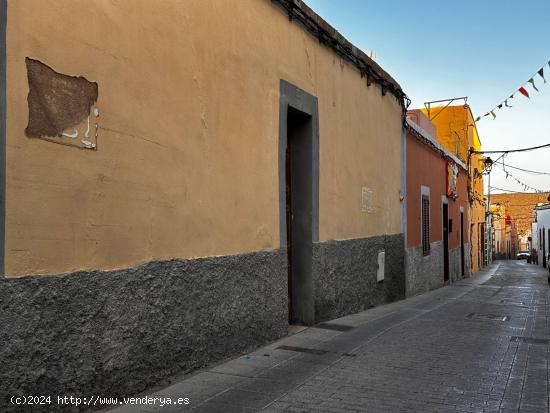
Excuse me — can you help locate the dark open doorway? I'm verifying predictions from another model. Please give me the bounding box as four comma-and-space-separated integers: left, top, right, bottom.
279, 80, 319, 326
543, 227, 547, 268
460, 211, 465, 276
443, 203, 450, 282
286, 107, 314, 325
480, 223, 486, 267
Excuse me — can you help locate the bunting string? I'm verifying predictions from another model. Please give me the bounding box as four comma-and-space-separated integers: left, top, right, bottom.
494, 161, 549, 193
475, 59, 550, 122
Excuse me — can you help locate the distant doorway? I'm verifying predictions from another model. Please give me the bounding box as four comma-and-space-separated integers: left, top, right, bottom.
443, 203, 450, 282
279, 81, 319, 326
480, 223, 486, 267
460, 211, 465, 276
543, 227, 547, 268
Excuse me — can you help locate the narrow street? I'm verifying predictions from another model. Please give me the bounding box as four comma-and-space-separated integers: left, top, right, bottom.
114, 261, 550, 413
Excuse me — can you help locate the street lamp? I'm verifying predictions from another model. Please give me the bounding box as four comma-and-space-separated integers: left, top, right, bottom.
485, 158, 494, 264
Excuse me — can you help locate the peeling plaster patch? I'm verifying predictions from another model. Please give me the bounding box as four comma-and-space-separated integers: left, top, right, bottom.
25, 58, 99, 150
62, 129, 78, 139
361, 187, 374, 213
84, 116, 90, 138
81, 140, 96, 149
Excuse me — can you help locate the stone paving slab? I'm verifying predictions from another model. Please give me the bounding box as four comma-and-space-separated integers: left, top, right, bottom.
109, 261, 550, 412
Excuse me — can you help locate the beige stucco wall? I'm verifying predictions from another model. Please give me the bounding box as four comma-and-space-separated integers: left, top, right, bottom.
5, 0, 403, 277
469, 152, 486, 273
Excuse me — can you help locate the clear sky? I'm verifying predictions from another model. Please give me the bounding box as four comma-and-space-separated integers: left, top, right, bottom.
305, 0, 550, 195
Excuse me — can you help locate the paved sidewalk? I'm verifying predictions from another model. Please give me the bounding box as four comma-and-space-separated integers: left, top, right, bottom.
111, 261, 550, 412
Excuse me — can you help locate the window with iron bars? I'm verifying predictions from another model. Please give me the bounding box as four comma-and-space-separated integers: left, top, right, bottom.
422, 195, 430, 255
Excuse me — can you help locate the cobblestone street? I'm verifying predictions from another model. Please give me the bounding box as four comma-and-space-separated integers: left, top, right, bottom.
113, 261, 550, 413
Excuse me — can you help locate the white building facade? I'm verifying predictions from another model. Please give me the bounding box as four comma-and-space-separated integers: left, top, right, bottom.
534, 204, 550, 269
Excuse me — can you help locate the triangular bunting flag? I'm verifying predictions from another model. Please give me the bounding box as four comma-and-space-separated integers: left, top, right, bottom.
519, 87, 530, 98
528, 78, 539, 92
497, 104, 503, 109
539, 68, 546, 83
475, 116, 481, 122
490, 110, 496, 119
504, 99, 512, 108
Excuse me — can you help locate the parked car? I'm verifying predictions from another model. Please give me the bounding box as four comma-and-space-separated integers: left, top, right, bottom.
516, 250, 530, 260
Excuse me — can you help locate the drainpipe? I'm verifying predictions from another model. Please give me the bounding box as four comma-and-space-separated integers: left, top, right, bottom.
484, 157, 494, 265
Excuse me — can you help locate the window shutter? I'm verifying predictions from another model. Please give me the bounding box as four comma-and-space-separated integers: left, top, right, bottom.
422, 196, 430, 255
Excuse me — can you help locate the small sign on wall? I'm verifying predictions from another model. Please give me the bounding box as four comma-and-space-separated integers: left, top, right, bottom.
377, 250, 385, 282
362, 187, 374, 213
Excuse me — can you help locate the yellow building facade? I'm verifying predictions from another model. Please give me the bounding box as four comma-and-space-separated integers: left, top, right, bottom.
6, 0, 405, 278
421, 105, 486, 274
0, 0, 409, 404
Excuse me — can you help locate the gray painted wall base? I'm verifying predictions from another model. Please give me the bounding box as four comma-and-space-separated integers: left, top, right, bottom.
464, 243, 471, 278
449, 246, 462, 282
1, 234, 406, 409
406, 241, 444, 297
313, 234, 405, 321
0, 250, 287, 411
406, 242, 470, 297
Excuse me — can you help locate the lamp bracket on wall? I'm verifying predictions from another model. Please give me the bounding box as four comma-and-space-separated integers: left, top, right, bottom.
424, 97, 468, 121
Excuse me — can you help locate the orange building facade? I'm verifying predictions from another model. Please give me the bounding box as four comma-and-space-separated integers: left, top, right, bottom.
405, 112, 470, 296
